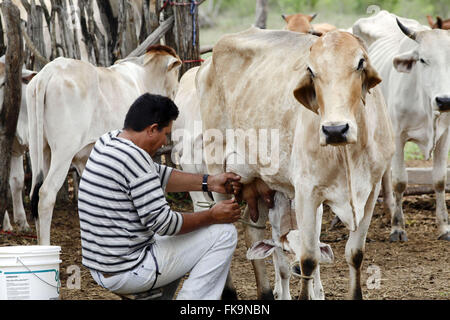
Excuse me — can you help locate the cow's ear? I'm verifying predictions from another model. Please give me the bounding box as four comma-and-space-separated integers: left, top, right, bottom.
22, 70, 37, 84
361, 59, 382, 104
246, 240, 276, 260
167, 56, 182, 72
436, 16, 443, 29
393, 50, 419, 73
293, 69, 319, 114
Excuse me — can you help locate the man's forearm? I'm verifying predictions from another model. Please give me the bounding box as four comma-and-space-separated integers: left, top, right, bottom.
165, 170, 207, 193
178, 210, 214, 234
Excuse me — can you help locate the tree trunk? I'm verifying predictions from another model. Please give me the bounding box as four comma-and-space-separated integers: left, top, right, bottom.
0, 0, 23, 229
255, 0, 268, 29
171, 0, 202, 77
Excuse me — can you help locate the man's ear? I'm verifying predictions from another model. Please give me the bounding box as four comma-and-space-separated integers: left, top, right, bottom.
147, 123, 160, 136
293, 69, 319, 114
393, 50, 419, 73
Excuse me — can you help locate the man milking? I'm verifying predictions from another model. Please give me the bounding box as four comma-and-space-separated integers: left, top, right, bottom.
78, 93, 242, 299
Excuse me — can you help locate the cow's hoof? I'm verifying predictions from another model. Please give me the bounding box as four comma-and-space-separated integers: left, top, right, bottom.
221, 287, 238, 300
17, 222, 31, 233
291, 262, 301, 276
389, 230, 408, 242
437, 232, 450, 241
260, 290, 275, 300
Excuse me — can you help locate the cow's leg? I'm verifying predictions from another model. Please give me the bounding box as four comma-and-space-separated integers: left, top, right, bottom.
37, 154, 73, 245
272, 247, 291, 300
269, 193, 292, 300
296, 190, 319, 300
345, 182, 380, 299
381, 165, 395, 226
243, 202, 274, 300
9, 154, 31, 232
432, 130, 450, 241
312, 204, 325, 300
390, 139, 408, 242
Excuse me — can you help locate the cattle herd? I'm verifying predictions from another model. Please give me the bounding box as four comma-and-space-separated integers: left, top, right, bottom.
1, 8, 449, 300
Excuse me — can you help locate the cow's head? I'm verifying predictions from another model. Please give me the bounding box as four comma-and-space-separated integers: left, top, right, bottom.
142, 45, 182, 100
393, 19, 450, 112
282, 12, 322, 36
293, 31, 381, 146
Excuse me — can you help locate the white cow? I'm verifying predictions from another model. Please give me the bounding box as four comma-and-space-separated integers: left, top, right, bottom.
355, 12, 450, 241
0, 56, 36, 232
26, 44, 181, 245
197, 28, 395, 299
172, 67, 274, 299
352, 10, 429, 48
172, 67, 334, 300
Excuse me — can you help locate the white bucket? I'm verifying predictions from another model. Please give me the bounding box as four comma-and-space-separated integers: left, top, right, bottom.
0, 246, 61, 300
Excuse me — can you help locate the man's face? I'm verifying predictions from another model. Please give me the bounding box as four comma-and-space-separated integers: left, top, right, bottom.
147, 121, 173, 156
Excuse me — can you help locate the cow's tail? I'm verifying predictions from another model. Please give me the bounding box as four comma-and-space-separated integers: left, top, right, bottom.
27, 68, 50, 220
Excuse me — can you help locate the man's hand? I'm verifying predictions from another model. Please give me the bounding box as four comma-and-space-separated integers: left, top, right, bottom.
208, 173, 242, 195
210, 199, 242, 224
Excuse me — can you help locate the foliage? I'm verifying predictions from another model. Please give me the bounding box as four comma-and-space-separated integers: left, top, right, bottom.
215, 0, 448, 20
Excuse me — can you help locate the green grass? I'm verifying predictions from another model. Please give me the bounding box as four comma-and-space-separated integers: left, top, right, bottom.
404, 142, 424, 160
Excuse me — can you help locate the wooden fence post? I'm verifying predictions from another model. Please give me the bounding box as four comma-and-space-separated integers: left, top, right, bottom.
171, 0, 203, 77
0, 0, 23, 229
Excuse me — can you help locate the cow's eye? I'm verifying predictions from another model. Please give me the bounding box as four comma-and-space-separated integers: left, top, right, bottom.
357, 58, 365, 71
307, 66, 315, 78
419, 58, 427, 65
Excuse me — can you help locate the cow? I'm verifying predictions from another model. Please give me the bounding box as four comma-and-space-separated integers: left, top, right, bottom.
352, 10, 429, 48
196, 27, 395, 299
172, 65, 334, 300
172, 69, 274, 299
426, 15, 450, 30
26, 44, 181, 245
0, 57, 37, 232
281, 12, 337, 36
356, 13, 450, 241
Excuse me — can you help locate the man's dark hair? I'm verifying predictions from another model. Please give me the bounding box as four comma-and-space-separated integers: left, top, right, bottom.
123, 93, 179, 132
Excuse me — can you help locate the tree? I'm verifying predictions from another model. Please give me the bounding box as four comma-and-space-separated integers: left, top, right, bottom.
0, 0, 23, 229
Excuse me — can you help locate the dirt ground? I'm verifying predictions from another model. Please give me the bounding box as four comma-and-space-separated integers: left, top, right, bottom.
1, 161, 449, 300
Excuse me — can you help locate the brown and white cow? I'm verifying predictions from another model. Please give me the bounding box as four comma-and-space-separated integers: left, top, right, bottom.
197, 27, 395, 299
282, 12, 336, 36
426, 15, 450, 30
26, 45, 181, 245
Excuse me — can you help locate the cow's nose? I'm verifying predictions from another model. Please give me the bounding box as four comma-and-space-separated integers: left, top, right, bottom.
322, 124, 349, 145
436, 96, 450, 112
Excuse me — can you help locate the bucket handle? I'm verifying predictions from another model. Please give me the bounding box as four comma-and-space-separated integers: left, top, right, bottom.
16, 257, 61, 292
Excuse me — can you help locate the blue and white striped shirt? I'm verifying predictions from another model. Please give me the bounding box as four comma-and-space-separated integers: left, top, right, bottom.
78, 130, 183, 273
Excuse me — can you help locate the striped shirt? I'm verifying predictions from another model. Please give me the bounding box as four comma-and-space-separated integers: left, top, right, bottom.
78, 129, 183, 274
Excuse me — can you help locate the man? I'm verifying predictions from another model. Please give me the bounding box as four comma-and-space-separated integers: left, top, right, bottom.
78, 93, 242, 300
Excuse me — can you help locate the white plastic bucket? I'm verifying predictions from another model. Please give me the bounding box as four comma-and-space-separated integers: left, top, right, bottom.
0, 246, 61, 300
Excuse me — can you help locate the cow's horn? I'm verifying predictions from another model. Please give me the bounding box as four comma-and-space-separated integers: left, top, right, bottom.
396, 18, 417, 41
311, 13, 318, 20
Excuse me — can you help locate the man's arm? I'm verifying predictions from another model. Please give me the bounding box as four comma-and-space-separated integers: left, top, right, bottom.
178, 199, 242, 234
165, 170, 242, 195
